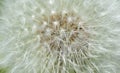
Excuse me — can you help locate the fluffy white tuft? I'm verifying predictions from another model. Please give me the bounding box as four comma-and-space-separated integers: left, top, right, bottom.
0, 0, 120, 73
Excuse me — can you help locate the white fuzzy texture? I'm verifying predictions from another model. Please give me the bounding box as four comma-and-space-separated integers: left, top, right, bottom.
0, 0, 120, 73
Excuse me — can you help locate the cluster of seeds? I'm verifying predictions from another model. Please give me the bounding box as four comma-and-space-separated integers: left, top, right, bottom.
33, 11, 89, 52
32, 11, 92, 72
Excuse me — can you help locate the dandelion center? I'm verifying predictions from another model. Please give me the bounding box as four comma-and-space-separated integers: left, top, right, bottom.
33, 11, 88, 52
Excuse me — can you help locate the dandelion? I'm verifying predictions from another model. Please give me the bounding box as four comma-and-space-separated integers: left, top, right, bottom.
0, 0, 120, 73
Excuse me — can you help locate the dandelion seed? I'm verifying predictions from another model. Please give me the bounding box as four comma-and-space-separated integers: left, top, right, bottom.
49, 0, 54, 5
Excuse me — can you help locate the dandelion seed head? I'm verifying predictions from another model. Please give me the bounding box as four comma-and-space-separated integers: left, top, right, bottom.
31, 15, 35, 19
32, 25, 37, 33
62, 10, 68, 15
0, 0, 120, 73
53, 21, 59, 26
43, 21, 48, 26
40, 9, 45, 14
67, 16, 73, 23
51, 10, 56, 15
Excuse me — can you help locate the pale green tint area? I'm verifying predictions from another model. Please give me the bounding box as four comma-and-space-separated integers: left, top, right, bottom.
0, 67, 8, 73
0, 0, 4, 12
0, 1, 8, 73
